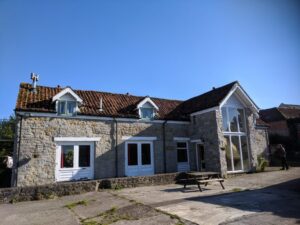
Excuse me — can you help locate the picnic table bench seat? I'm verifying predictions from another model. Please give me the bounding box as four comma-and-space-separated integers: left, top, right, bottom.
180, 172, 225, 192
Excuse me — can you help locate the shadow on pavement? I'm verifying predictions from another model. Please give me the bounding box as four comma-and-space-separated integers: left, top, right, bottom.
161, 178, 300, 222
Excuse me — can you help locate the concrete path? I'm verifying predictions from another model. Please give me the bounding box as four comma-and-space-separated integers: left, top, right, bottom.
0, 191, 191, 225
0, 168, 299, 225
117, 167, 300, 225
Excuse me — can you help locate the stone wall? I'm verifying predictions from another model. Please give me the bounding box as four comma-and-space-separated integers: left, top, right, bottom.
1, 173, 183, 204
253, 128, 269, 159
12, 116, 190, 187
246, 110, 269, 169
189, 110, 225, 174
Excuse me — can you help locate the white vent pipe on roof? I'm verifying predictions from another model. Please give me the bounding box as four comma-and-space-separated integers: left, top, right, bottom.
99, 97, 103, 112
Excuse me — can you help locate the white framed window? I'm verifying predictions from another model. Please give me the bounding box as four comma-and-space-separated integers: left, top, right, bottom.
58, 100, 77, 116
55, 141, 94, 182
176, 141, 190, 172
140, 107, 155, 120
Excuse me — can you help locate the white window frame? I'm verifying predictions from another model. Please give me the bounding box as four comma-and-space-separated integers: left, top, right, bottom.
55, 141, 94, 182
139, 107, 155, 120
57, 100, 77, 116
176, 141, 189, 163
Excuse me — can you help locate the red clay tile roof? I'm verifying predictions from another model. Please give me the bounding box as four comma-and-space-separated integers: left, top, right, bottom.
16, 83, 185, 120
15, 81, 238, 121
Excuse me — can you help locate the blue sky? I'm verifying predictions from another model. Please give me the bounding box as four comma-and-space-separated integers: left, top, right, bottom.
0, 0, 299, 118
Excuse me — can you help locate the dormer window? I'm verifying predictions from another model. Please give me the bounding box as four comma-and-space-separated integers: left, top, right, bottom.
58, 100, 77, 116
137, 97, 159, 120
52, 87, 83, 117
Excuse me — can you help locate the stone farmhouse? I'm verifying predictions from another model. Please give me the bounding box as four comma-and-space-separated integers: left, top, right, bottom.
12, 81, 269, 187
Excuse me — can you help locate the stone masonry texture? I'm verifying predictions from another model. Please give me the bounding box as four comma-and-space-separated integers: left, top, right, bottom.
13, 116, 190, 186
12, 110, 268, 187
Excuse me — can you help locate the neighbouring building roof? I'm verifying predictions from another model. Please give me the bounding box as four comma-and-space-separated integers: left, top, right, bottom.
15, 81, 258, 121
256, 118, 269, 128
260, 104, 300, 122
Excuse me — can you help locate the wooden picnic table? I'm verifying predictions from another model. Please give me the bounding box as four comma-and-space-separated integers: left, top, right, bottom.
182, 171, 225, 192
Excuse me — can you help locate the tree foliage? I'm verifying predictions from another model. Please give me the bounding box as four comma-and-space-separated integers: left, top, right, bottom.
0, 116, 15, 140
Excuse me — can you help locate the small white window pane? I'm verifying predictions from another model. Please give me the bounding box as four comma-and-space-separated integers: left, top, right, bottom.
58, 101, 66, 115
222, 108, 229, 131
61, 145, 74, 168
228, 108, 238, 132
224, 136, 233, 171
238, 109, 245, 132
67, 101, 76, 115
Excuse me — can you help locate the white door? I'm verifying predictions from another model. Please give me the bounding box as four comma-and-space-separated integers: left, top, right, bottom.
125, 142, 154, 176
55, 142, 94, 182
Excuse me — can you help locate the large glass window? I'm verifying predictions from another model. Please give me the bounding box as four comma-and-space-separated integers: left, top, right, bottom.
79, 145, 90, 167
241, 136, 250, 170
61, 145, 74, 168
222, 106, 249, 172
222, 107, 246, 133
127, 144, 138, 165
224, 136, 232, 171
231, 136, 242, 171
177, 142, 188, 163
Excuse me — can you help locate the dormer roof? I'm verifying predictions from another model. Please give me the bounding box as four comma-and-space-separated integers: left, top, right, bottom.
52, 87, 83, 103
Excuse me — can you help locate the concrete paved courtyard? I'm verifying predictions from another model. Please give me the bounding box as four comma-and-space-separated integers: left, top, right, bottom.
0, 167, 299, 225
117, 167, 300, 225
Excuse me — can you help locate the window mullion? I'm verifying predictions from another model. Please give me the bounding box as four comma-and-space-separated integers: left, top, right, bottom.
74, 145, 79, 168
238, 136, 244, 171
230, 136, 234, 171
227, 107, 230, 132
65, 101, 68, 115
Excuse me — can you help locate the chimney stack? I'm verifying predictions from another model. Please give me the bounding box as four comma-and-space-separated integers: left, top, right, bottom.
30, 73, 39, 93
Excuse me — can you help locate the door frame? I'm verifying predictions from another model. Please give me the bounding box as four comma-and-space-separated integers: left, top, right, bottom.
125, 141, 154, 176
55, 141, 94, 181
195, 143, 205, 171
